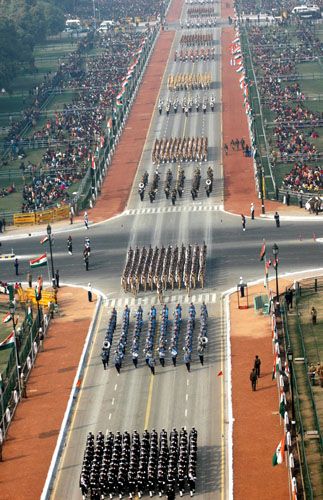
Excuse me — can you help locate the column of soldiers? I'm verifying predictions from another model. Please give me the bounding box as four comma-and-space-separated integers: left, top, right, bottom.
167, 73, 211, 91
101, 307, 117, 369
180, 33, 214, 46
130, 305, 143, 367
174, 48, 216, 62
152, 137, 208, 163
158, 95, 216, 115
113, 305, 130, 373
187, 6, 215, 16
121, 243, 207, 296
80, 428, 198, 499
197, 303, 208, 365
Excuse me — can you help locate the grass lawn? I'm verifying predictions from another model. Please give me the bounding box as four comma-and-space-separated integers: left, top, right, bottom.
304, 99, 323, 113
297, 61, 323, 77
300, 78, 323, 96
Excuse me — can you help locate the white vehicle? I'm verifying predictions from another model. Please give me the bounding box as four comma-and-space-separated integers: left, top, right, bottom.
292, 5, 321, 18
98, 20, 115, 32
65, 19, 82, 31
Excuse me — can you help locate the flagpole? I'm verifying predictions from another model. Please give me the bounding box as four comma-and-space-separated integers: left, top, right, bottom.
13, 330, 21, 394
46, 256, 51, 288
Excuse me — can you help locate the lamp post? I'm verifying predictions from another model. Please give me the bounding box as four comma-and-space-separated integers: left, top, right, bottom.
287, 346, 296, 425
272, 243, 279, 301
47, 224, 55, 289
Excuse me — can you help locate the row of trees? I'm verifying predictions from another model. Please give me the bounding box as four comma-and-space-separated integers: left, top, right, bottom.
0, 0, 71, 90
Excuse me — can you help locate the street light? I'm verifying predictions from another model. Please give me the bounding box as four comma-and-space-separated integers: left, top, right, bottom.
47, 224, 56, 289
287, 346, 296, 425
272, 243, 279, 301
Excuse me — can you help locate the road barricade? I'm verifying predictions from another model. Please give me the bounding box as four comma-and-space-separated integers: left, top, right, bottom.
13, 206, 69, 226
18, 286, 57, 306
13, 213, 36, 226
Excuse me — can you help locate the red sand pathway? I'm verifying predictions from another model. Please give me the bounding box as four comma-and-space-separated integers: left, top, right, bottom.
90, 30, 175, 223
0, 287, 95, 500
230, 283, 290, 500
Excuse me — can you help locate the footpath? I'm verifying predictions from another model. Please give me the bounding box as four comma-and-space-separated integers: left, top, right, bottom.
230, 280, 292, 499
0, 286, 95, 499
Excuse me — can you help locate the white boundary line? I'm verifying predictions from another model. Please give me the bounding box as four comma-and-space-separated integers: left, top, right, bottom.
41, 287, 104, 500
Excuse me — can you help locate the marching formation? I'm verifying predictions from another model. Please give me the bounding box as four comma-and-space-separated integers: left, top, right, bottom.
152, 137, 208, 164
101, 302, 210, 369
167, 73, 212, 91
121, 243, 207, 296
159, 95, 216, 115
181, 18, 216, 28
174, 48, 216, 62
179, 33, 214, 46
187, 6, 215, 16
79, 428, 198, 499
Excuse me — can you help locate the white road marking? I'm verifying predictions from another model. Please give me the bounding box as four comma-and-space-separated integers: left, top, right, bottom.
186, 393, 189, 401
105, 292, 217, 309
185, 408, 188, 417
112, 398, 115, 405
109, 413, 112, 420
187, 379, 190, 386
124, 204, 223, 216
114, 384, 118, 391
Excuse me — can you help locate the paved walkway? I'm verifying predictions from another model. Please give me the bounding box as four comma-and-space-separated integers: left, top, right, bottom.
230, 280, 292, 500
0, 287, 95, 500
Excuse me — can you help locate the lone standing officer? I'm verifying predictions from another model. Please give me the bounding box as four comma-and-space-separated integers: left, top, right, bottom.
250, 367, 258, 391
274, 211, 280, 227
87, 283, 92, 302
254, 355, 261, 378
14, 258, 19, 276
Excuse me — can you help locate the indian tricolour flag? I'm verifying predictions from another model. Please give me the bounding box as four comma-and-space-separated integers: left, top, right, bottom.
2, 312, 12, 324
0, 331, 14, 351
272, 435, 285, 466
40, 236, 49, 245
30, 253, 47, 268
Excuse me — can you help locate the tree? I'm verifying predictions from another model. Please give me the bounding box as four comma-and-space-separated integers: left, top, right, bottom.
0, 18, 33, 90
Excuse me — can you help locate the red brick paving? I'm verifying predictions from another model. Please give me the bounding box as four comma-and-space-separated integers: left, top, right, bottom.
166, 0, 184, 23
221, 27, 282, 217
90, 30, 175, 223
0, 287, 95, 500
230, 281, 291, 500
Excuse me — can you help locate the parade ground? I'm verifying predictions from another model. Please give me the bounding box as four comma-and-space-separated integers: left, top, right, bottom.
0, 0, 323, 498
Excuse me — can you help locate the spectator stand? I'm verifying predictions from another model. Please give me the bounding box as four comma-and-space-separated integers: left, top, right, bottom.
0, 297, 54, 443
234, 14, 323, 206
280, 277, 323, 498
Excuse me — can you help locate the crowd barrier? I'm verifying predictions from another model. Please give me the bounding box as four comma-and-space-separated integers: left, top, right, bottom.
13, 206, 69, 226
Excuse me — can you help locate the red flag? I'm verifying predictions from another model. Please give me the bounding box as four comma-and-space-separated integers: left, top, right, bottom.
260, 240, 266, 261
265, 259, 271, 271
272, 258, 278, 269
217, 370, 223, 377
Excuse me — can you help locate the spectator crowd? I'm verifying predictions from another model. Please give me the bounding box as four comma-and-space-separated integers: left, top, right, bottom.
243, 18, 323, 193
3, 0, 162, 213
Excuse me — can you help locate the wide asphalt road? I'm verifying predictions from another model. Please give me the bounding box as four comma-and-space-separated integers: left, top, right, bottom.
0, 3, 323, 500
